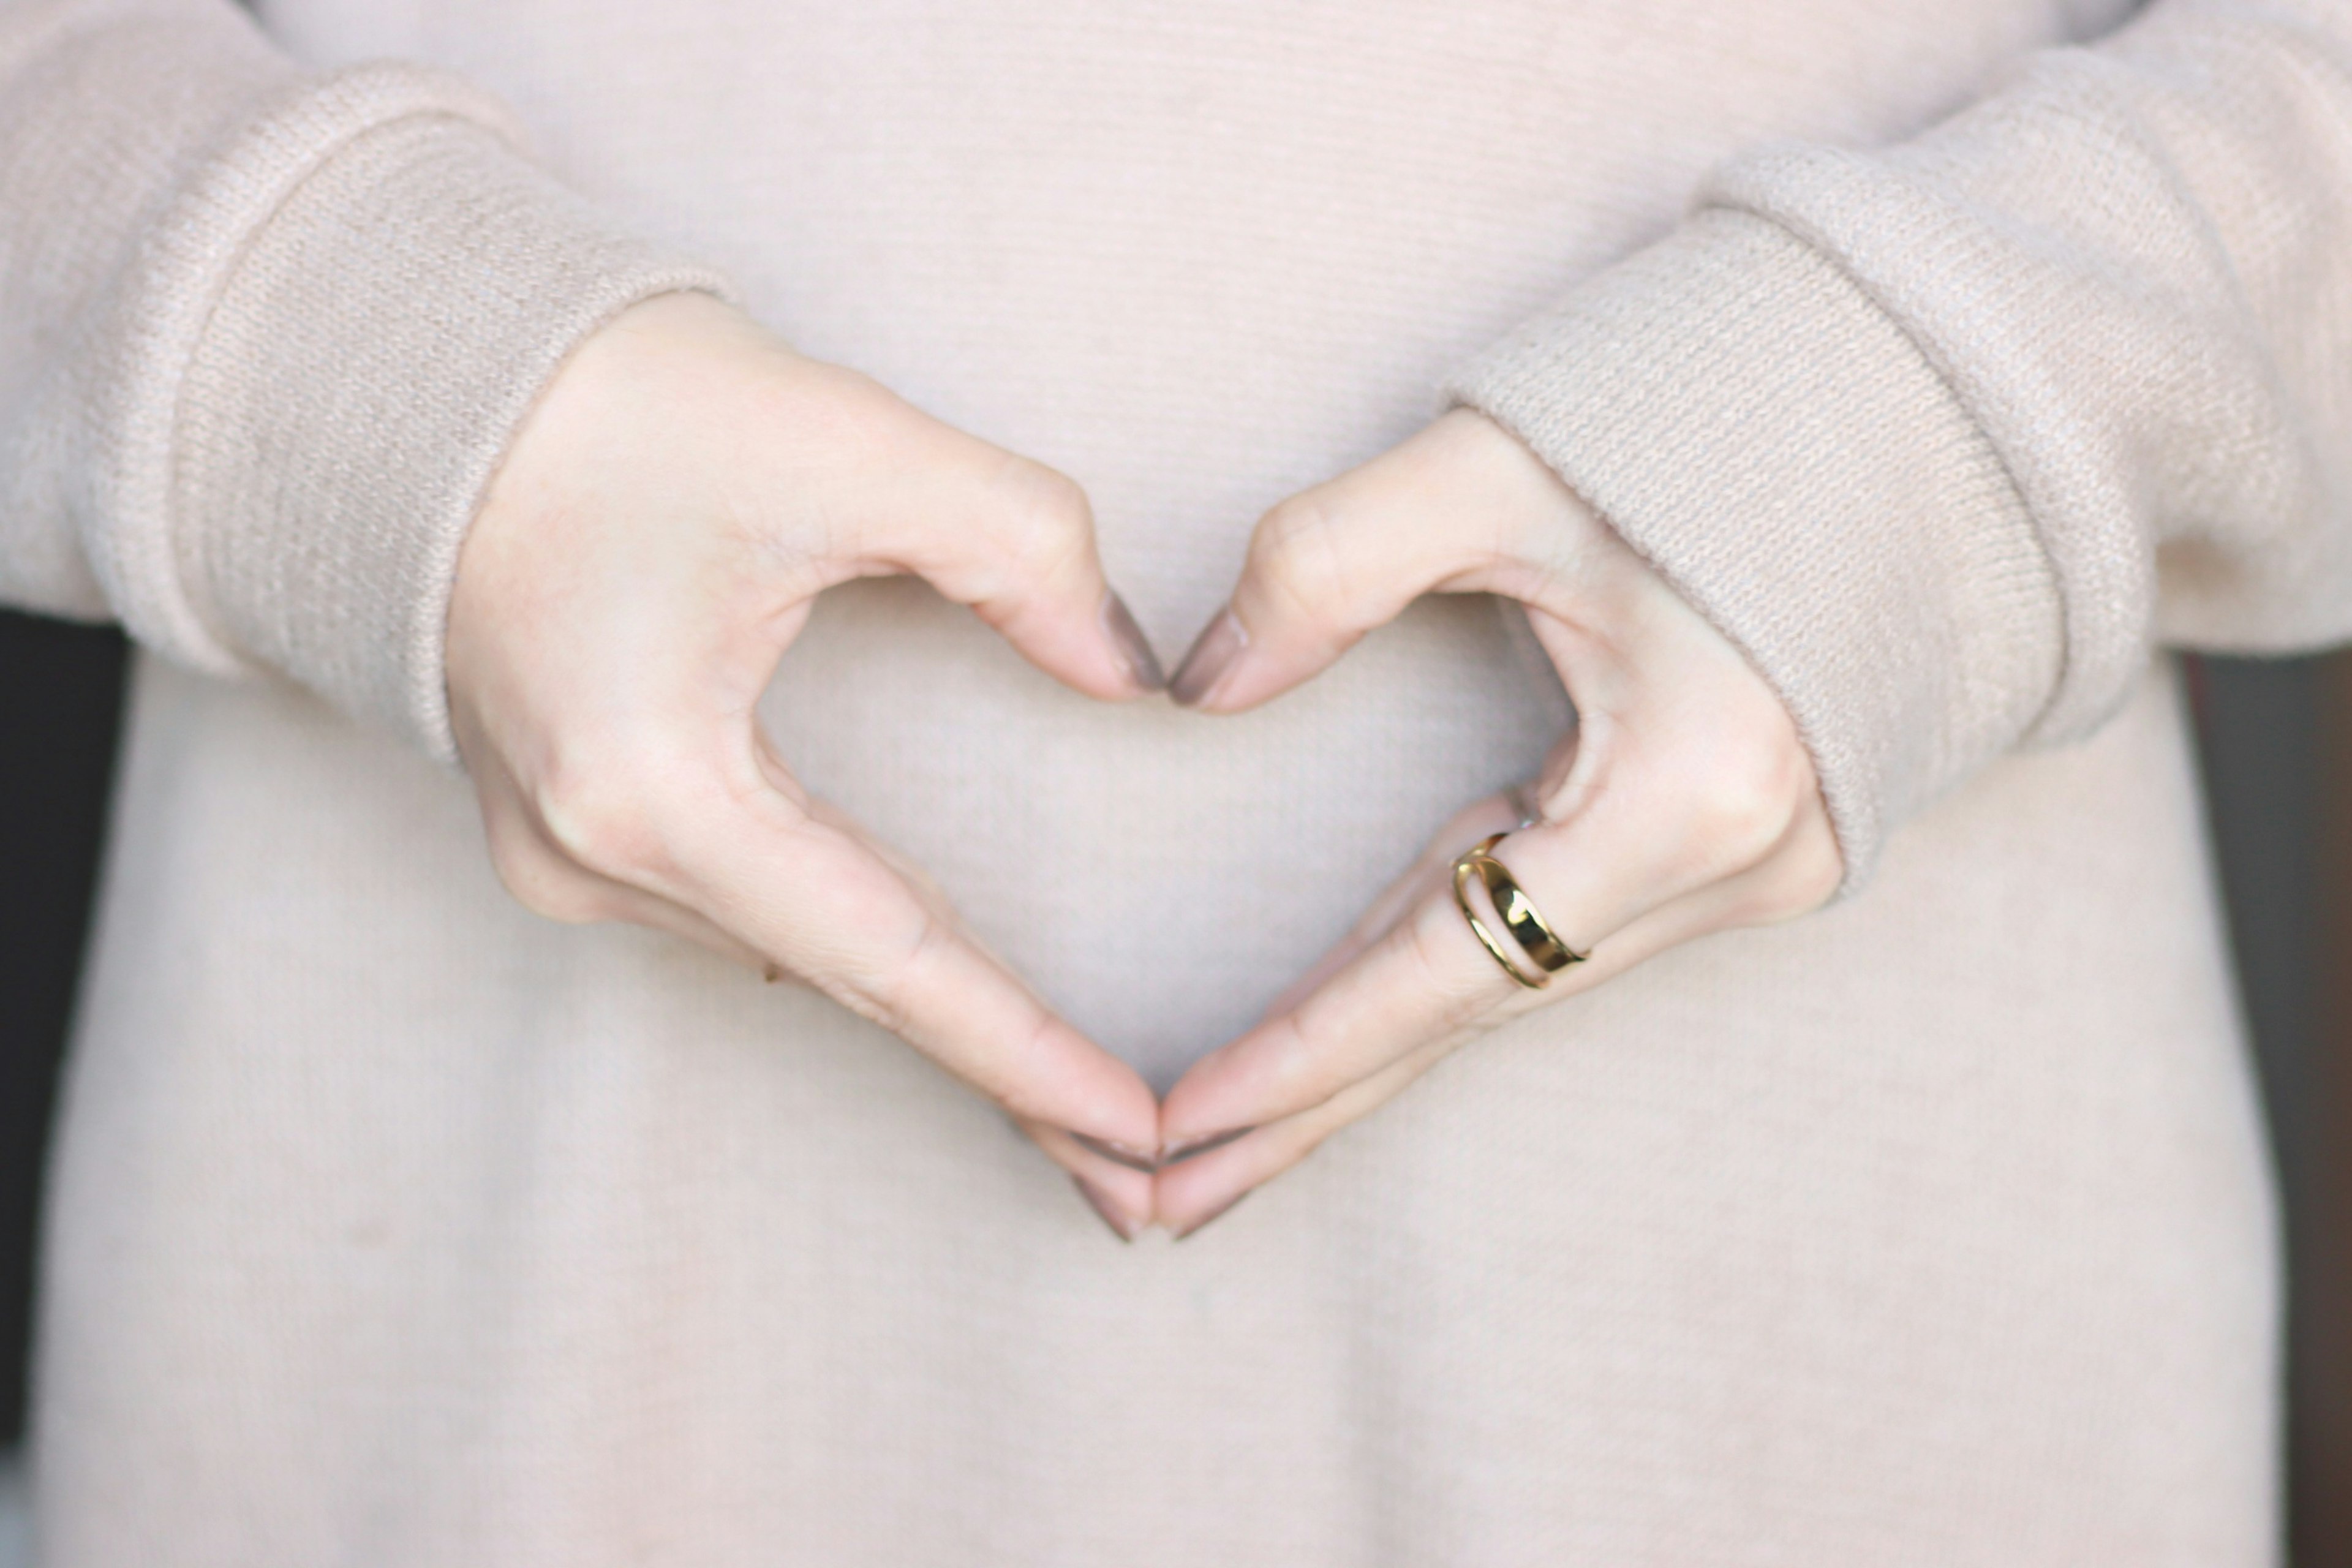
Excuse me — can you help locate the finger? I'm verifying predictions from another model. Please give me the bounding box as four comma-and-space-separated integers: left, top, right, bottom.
1155, 755, 1715, 1152
507, 759, 1160, 1234
712, 809, 1158, 1142
1162, 742, 1832, 1158
543, 755, 1162, 1161
1023, 1120, 1157, 1242
1254, 786, 1531, 1023
677, 797, 1164, 1234
495, 710, 1163, 1231
844, 399, 1164, 699
1157, 867, 1526, 1159
1169, 409, 1574, 711
1153, 1034, 1458, 1238
1155, 790, 1837, 1237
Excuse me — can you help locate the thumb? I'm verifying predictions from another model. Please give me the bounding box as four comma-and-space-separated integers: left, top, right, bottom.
1167, 410, 1565, 712
848, 409, 1164, 701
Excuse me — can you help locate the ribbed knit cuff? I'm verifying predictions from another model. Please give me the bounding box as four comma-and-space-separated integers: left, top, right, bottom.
1448, 209, 2062, 888
99, 62, 729, 761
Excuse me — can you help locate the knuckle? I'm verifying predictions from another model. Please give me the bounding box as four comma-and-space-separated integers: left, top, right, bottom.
987, 459, 1094, 579
823, 908, 949, 1042
1250, 495, 1355, 628
1672, 715, 1815, 876
1003, 456, 1092, 530
530, 754, 673, 883
818, 971, 903, 1038
1404, 897, 1504, 1028
1683, 771, 1796, 868
920, 456, 1097, 611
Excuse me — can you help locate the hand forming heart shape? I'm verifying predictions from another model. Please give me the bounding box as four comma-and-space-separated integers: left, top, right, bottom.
1148, 409, 1842, 1236
447, 293, 1841, 1242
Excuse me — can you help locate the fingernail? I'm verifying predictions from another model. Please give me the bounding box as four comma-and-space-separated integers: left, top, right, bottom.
1071, 1175, 1141, 1242
1071, 1132, 1160, 1174
1158, 1126, 1253, 1167
1100, 592, 1166, 694
1174, 1191, 1249, 1241
1169, 608, 1248, 707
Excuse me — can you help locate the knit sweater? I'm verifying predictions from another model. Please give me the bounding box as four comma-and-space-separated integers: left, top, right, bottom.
1, 0, 2338, 1560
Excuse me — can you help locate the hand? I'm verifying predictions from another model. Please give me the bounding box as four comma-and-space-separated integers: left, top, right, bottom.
1152, 409, 1842, 1236
447, 292, 1167, 1233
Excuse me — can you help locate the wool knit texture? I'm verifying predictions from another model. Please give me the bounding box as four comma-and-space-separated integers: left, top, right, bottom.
3, 0, 2345, 1560
1452, 0, 2352, 880
0, 0, 726, 753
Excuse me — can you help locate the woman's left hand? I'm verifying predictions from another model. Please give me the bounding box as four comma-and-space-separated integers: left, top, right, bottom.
1152, 410, 1845, 1237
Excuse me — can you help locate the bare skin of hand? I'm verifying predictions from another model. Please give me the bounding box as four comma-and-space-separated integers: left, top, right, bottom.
1152, 409, 1843, 1238
445, 292, 1167, 1234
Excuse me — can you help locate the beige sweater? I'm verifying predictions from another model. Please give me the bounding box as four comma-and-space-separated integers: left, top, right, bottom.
2, 0, 2343, 1559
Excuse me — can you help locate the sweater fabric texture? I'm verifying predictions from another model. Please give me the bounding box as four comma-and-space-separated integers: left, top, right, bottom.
2, 0, 2342, 1560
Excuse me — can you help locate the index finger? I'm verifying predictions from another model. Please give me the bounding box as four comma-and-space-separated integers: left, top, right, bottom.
1155, 865, 1523, 1157
1156, 786, 1679, 1156
657, 779, 1163, 1158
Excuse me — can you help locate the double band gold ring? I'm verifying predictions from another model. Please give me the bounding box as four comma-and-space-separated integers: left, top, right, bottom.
1451, 832, 1586, 989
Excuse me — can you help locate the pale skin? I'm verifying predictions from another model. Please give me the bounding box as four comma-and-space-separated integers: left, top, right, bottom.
447, 292, 1843, 1241
1150, 408, 1844, 1236
447, 292, 1166, 1226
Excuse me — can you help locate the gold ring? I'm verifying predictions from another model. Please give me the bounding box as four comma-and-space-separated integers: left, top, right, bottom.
1450, 832, 1586, 989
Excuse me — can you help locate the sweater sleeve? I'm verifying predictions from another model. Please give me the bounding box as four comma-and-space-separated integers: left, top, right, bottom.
0, 0, 729, 759
1447, 0, 2352, 889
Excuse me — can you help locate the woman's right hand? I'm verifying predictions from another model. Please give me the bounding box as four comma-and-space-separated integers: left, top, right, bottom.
445, 292, 1166, 1235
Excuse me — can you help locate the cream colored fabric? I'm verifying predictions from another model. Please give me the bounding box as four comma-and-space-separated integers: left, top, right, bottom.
1455, 0, 2352, 880
0, 0, 2337, 1560
0, 0, 724, 750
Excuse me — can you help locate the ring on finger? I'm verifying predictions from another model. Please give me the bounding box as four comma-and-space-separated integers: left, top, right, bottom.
1450, 832, 1586, 989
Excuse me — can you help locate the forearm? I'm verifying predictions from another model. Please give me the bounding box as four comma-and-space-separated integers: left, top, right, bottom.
1452, 0, 2352, 883
0, 0, 726, 756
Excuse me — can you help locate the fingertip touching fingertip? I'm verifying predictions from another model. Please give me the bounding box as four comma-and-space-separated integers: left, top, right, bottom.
1070, 1131, 1161, 1174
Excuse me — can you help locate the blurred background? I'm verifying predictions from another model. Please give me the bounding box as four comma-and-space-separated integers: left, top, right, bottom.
1, 606, 2349, 1560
